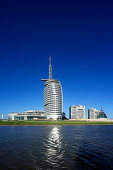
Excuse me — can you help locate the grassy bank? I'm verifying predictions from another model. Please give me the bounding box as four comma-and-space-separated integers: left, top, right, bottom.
0, 120, 113, 125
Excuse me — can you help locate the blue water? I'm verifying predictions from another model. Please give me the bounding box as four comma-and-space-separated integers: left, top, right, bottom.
0, 125, 113, 169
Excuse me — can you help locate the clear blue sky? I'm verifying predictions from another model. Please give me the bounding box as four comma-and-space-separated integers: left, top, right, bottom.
0, 0, 113, 119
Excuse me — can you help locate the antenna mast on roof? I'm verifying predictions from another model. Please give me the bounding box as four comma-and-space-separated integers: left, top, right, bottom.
49, 56, 52, 79
101, 105, 103, 111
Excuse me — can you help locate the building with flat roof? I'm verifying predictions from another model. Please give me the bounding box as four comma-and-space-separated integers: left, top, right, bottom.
41, 56, 63, 120
69, 105, 85, 119
87, 108, 100, 119
8, 110, 47, 120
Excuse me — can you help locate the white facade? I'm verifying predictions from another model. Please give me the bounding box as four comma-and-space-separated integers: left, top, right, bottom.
87, 109, 100, 119
69, 105, 85, 119
41, 56, 63, 120
8, 110, 47, 120
8, 112, 18, 120
44, 79, 63, 120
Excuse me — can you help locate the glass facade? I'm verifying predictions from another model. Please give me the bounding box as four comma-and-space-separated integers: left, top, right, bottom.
97, 111, 107, 118
87, 108, 107, 119
44, 79, 63, 120
88, 109, 90, 119
8, 111, 47, 120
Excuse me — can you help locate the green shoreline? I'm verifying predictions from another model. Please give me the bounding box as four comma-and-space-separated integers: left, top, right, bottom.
0, 120, 113, 126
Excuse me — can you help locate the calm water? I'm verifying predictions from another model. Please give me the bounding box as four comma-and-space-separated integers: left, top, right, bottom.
0, 125, 113, 170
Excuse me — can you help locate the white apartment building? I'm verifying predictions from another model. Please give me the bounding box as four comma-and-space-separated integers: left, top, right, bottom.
87, 108, 99, 119
69, 105, 85, 119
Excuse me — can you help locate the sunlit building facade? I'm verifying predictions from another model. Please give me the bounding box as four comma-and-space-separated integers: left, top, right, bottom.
41, 56, 63, 120
87, 109, 99, 119
87, 106, 107, 119
69, 105, 85, 119
44, 79, 63, 119
8, 110, 47, 120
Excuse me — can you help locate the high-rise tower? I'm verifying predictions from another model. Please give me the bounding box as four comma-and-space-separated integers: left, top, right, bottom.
41, 56, 63, 120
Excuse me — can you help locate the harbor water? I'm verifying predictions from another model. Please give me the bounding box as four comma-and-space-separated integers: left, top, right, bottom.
0, 125, 113, 169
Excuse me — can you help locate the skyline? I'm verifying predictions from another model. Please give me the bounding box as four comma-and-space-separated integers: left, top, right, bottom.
0, 0, 113, 119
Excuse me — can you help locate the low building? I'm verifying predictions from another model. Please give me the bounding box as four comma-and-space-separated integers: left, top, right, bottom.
69, 105, 85, 119
87, 109, 100, 119
8, 110, 47, 120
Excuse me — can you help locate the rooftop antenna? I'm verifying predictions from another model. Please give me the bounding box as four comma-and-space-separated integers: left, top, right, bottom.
101, 105, 103, 111
49, 56, 52, 79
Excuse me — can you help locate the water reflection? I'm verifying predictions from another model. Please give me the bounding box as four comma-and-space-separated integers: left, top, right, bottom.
44, 126, 63, 168
1, 126, 113, 169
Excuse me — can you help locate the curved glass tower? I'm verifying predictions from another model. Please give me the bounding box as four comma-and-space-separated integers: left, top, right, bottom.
41, 57, 63, 120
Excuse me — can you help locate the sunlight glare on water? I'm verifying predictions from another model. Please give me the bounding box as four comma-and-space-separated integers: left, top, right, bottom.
44, 127, 63, 168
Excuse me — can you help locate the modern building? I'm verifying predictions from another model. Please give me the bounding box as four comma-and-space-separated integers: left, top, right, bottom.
87, 109, 100, 119
8, 110, 47, 120
69, 105, 85, 119
97, 106, 107, 119
41, 56, 63, 120
87, 106, 107, 119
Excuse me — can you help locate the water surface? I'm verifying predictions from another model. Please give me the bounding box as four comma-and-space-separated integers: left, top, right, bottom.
0, 125, 113, 169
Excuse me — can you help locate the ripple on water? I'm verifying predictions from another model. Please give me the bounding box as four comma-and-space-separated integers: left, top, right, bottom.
0, 125, 113, 169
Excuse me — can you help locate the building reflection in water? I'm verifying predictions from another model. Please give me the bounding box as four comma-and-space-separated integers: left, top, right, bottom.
44, 126, 63, 167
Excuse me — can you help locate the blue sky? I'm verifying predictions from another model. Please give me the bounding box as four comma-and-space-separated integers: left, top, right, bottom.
0, 0, 113, 119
